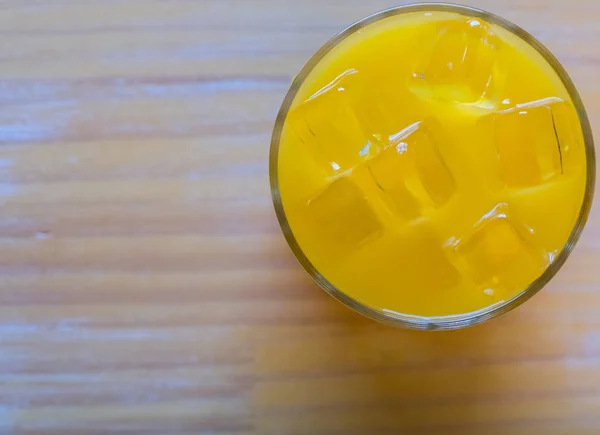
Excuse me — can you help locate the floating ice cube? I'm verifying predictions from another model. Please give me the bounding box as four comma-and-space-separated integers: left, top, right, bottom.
307, 176, 382, 248
342, 227, 461, 305
480, 97, 575, 188
411, 18, 501, 103
366, 119, 456, 219
286, 69, 385, 172
446, 203, 549, 289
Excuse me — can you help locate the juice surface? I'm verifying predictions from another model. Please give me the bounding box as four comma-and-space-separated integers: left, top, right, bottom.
276, 11, 588, 317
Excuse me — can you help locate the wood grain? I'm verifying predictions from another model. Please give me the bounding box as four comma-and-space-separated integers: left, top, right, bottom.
0, 0, 599, 434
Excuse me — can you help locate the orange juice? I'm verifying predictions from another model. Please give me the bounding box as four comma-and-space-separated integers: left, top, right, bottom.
273, 8, 591, 320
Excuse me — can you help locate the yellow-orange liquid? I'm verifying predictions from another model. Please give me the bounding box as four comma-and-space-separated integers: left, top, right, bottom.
277, 11, 587, 317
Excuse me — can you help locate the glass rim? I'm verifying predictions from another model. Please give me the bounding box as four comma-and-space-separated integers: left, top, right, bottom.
269, 2, 596, 330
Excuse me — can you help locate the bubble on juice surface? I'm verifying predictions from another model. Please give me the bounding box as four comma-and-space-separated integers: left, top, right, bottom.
411, 17, 502, 104
479, 97, 579, 188
307, 176, 382, 249
286, 69, 387, 173
366, 119, 456, 220
446, 203, 549, 292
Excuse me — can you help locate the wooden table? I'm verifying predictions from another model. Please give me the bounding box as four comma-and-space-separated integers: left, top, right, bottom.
1, 1, 599, 434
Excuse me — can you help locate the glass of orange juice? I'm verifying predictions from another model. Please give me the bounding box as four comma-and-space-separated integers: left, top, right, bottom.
270, 4, 595, 330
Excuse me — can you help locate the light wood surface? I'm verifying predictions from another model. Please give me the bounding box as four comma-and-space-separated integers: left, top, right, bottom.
1, 1, 599, 434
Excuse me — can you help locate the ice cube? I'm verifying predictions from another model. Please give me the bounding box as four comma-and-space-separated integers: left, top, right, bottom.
307, 176, 382, 248
366, 119, 456, 219
286, 69, 385, 172
481, 97, 573, 188
411, 18, 501, 103
340, 227, 460, 308
446, 203, 549, 289
389, 228, 461, 291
